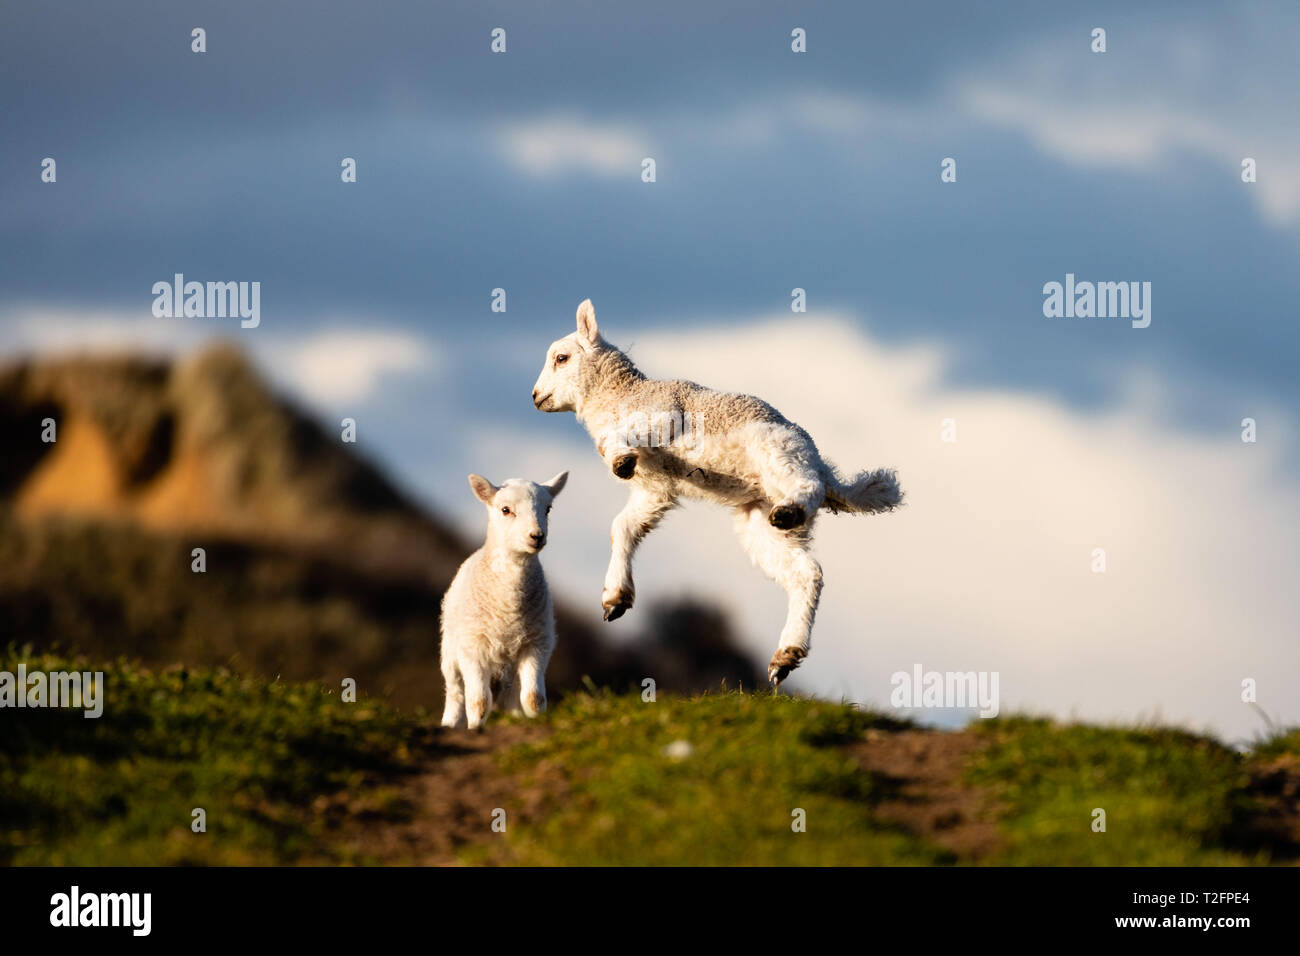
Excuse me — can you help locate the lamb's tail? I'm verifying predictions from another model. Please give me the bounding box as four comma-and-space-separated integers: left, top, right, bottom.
822, 466, 903, 515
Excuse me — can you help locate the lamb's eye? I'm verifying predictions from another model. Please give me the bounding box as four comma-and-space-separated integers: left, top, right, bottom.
555, 353, 569, 365
501, 506, 512, 516
546, 505, 552, 514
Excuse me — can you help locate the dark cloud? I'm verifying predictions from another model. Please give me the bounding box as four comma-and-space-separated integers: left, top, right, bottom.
2, 0, 1296, 443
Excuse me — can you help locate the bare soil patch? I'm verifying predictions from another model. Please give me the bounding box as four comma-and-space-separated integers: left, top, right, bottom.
325, 722, 561, 865
848, 729, 1002, 861
1238, 755, 1300, 861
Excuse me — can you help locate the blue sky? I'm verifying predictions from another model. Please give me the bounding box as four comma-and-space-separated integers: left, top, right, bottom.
3, 1, 1298, 737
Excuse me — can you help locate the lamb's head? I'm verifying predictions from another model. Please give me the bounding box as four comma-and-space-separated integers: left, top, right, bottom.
469, 471, 568, 555
532, 298, 604, 414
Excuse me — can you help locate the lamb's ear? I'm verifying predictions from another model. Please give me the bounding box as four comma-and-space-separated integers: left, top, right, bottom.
543, 470, 569, 498
576, 299, 598, 347
467, 474, 498, 504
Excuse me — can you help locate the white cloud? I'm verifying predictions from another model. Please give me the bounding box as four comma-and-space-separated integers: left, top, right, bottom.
490, 21, 1300, 227
268, 330, 436, 405
4, 308, 206, 355
496, 114, 651, 179
0, 308, 437, 407
454, 313, 1300, 741
961, 85, 1219, 168
491, 95, 913, 181
955, 29, 1300, 226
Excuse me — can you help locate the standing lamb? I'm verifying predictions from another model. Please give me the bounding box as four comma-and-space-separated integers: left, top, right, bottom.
440, 471, 568, 730
531, 300, 901, 686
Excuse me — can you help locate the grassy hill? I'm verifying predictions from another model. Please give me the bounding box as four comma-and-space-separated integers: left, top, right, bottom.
5, 650, 1297, 866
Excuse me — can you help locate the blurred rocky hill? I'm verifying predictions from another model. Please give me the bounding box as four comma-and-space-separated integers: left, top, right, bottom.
0, 343, 759, 708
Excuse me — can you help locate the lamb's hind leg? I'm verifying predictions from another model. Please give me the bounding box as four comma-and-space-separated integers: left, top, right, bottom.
734, 504, 823, 685
750, 425, 825, 530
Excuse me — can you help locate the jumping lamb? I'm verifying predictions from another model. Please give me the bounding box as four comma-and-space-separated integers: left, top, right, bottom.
531, 300, 901, 686
440, 470, 568, 730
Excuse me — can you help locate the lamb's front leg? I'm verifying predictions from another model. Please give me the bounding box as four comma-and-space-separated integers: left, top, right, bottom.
440, 658, 465, 728
496, 662, 520, 714
462, 662, 493, 731
516, 643, 552, 718
597, 427, 639, 480
602, 486, 675, 621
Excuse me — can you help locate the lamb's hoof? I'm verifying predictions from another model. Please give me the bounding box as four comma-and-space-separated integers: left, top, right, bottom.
612, 453, 637, 480
769, 504, 806, 530
767, 646, 807, 685
602, 588, 633, 622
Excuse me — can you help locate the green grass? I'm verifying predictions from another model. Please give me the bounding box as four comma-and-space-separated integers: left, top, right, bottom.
1253, 727, 1300, 761
966, 716, 1279, 865
490, 690, 946, 866
493, 697, 1299, 866
4, 651, 1296, 866
0, 648, 433, 865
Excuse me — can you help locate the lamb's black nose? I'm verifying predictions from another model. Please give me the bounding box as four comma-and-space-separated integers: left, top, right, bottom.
531, 389, 540, 407
529, 531, 545, 547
